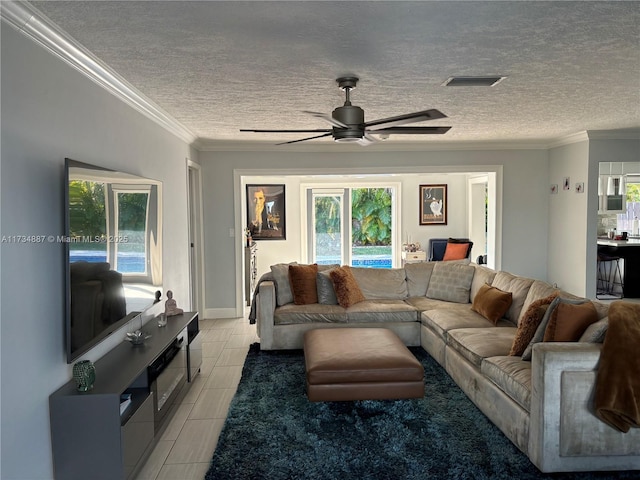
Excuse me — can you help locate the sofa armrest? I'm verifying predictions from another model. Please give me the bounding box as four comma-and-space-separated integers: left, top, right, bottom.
256, 280, 276, 349
529, 342, 640, 472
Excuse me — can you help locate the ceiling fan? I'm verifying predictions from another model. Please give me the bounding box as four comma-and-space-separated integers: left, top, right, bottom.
240, 76, 451, 145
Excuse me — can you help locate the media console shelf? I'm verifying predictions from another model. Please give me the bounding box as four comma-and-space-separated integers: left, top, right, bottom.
50, 312, 200, 480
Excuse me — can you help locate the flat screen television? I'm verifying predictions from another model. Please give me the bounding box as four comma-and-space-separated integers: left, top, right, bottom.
65, 158, 163, 363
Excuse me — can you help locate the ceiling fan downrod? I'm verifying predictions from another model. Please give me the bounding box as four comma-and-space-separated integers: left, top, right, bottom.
336, 76, 358, 106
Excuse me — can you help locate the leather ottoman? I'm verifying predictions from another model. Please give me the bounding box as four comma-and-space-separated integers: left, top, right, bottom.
303, 328, 425, 402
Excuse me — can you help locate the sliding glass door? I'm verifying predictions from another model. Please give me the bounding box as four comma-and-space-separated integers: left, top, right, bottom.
312, 190, 345, 265
308, 186, 396, 268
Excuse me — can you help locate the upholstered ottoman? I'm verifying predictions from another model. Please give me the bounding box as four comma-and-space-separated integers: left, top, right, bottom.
303, 328, 425, 402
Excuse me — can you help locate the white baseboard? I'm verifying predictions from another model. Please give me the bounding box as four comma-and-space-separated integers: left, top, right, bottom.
203, 307, 243, 319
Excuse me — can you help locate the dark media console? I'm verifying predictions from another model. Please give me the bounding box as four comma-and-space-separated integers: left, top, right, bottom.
49, 312, 201, 480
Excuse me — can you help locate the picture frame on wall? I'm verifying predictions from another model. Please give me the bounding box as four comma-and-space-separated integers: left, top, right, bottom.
419, 184, 447, 225
246, 184, 286, 240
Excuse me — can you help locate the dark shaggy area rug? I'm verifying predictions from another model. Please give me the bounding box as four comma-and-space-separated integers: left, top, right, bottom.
205, 344, 635, 480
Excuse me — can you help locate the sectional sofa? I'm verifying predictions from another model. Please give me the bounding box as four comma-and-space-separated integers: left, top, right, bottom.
253, 261, 640, 473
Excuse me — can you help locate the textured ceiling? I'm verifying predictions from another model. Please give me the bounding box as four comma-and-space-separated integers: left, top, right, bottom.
30, 1, 640, 147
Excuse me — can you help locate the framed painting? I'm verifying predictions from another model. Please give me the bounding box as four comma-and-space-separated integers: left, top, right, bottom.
246, 184, 286, 240
419, 184, 447, 225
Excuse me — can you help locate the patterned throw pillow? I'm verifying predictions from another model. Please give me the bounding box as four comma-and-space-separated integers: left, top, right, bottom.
288, 264, 319, 305
329, 266, 365, 308
425, 262, 475, 304
471, 283, 513, 325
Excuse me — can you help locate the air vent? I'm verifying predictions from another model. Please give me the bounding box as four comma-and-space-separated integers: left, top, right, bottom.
443, 76, 506, 87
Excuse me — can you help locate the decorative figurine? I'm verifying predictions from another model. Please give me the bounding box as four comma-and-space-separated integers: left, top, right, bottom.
72, 360, 96, 392
165, 290, 183, 317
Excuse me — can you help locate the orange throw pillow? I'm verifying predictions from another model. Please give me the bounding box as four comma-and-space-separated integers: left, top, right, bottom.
543, 301, 598, 342
288, 264, 319, 305
471, 283, 513, 324
329, 266, 365, 308
443, 242, 469, 261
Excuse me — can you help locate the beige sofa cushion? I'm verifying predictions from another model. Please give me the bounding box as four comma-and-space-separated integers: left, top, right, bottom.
270, 262, 298, 306
426, 262, 475, 304
404, 262, 436, 297
345, 299, 419, 323
405, 296, 471, 313
274, 303, 347, 325
447, 327, 517, 367
481, 356, 532, 412
421, 308, 514, 341
491, 271, 535, 324
517, 280, 559, 325
350, 266, 409, 299
470, 265, 497, 302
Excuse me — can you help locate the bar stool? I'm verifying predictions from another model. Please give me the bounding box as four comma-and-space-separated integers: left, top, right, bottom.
596, 253, 624, 299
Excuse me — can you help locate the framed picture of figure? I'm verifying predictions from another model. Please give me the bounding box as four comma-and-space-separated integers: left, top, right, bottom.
419, 184, 447, 225
246, 184, 286, 240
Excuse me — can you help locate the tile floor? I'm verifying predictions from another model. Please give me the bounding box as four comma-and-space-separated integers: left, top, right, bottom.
133, 315, 258, 480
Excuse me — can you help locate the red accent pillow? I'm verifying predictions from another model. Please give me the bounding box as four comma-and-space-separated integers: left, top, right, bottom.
443, 242, 469, 261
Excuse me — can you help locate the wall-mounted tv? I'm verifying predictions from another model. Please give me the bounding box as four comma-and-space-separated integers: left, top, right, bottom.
65, 158, 163, 363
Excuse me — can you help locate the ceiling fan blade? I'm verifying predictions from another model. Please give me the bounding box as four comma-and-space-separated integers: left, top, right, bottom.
275, 133, 333, 145
241, 128, 331, 133
303, 110, 349, 129
368, 126, 452, 135
364, 109, 447, 131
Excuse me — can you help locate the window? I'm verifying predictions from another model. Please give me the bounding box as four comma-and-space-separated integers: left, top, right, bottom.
618, 175, 640, 234
306, 185, 398, 268
113, 189, 150, 274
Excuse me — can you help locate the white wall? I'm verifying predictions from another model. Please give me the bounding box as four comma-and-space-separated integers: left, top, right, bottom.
200, 148, 549, 314
240, 173, 469, 284
547, 141, 591, 295
1, 27, 194, 479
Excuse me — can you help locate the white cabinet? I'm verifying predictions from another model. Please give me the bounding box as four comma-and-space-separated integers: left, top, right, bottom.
402, 250, 427, 265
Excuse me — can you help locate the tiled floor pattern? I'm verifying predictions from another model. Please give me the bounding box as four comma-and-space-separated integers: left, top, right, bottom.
133, 316, 258, 480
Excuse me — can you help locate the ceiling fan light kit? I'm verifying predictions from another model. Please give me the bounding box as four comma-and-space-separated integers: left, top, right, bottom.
240, 76, 452, 145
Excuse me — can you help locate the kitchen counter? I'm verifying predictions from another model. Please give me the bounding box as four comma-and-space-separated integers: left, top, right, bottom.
597, 238, 640, 247
597, 239, 640, 298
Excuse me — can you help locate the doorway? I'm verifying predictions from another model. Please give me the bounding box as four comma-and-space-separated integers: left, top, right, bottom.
187, 161, 204, 313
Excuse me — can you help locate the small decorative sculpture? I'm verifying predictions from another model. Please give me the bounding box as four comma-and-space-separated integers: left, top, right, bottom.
72, 360, 96, 392
165, 290, 183, 317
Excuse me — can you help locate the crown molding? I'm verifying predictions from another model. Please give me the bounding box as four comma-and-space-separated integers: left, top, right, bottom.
546, 131, 590, 149
587, 129, 640, 140
1, 1, 198, 145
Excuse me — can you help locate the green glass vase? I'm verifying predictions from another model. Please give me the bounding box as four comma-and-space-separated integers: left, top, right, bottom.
72, 360, 96, 392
